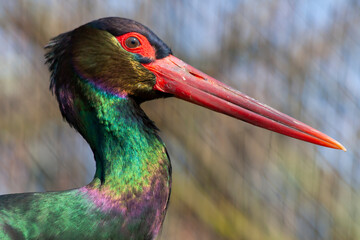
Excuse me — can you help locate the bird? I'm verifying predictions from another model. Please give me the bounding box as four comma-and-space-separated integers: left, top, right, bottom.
0, 17, 345, 240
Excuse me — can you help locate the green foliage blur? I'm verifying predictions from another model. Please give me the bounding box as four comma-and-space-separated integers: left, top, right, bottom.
0, 1, 359, 239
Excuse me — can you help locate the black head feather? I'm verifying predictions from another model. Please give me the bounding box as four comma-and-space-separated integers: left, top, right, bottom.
44, 17, 172, 129
45, 17, 172, 100
87, 17, 172, 59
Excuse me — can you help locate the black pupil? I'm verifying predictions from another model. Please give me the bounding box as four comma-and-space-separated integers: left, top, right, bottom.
126, 37, 140, 48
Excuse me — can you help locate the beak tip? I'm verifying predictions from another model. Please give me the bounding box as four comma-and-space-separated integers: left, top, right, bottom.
332, 140, 346, 151
340, 144, 347, 152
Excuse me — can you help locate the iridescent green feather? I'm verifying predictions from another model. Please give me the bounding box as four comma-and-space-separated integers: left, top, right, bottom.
0, 67, 171, 240
1, 17, 173, 239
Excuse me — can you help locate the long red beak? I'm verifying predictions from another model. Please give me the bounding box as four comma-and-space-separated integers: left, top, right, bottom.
143, 55, 346, 151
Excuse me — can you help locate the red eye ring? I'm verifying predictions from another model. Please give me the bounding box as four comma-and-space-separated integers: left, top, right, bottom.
116, 32, 156, 60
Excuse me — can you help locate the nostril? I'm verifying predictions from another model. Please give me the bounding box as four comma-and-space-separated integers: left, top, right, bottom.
189, 71, 207, 81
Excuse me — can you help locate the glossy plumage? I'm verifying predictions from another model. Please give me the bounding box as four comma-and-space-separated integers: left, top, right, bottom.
1, 18, 171, 240
0, 17, 345, 240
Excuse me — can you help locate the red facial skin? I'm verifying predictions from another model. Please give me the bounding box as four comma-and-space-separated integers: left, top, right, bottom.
117, 32, 156, 60
117, 33, 346, 151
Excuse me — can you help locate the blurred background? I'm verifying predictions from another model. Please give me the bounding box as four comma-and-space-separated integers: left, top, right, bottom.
0, 0, 359, 239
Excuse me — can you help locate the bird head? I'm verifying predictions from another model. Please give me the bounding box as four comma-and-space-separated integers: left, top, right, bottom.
45, 17, 345, 151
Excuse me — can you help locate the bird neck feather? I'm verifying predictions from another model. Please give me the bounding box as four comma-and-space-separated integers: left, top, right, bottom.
61, 78, 170, 200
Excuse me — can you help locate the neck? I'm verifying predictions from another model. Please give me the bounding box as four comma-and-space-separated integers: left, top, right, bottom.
64, 80, 170, 206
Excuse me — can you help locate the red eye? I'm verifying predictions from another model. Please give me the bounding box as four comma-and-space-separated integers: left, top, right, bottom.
117, 32, 156, 59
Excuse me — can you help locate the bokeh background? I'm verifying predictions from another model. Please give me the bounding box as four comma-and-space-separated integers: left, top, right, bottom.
0, 0, 359, 239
